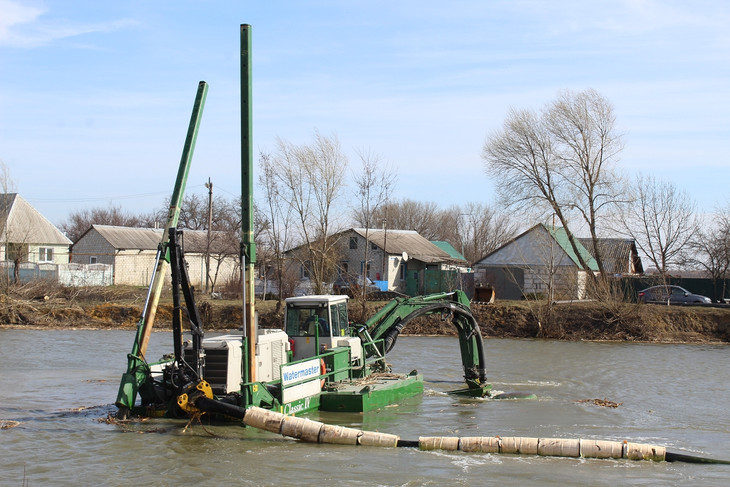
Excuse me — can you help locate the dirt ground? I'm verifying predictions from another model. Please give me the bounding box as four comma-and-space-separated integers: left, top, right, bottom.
1, 284, 729, 343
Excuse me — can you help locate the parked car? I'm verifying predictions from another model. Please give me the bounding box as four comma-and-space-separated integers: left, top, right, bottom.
638, 285, 711, 304
332, 273, 380, 296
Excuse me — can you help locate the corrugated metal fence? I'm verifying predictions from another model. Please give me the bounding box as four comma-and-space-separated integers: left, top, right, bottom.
1, 262, 114, 286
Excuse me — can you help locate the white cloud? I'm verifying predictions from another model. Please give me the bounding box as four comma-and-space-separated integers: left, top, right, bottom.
0, 0, 137, 48
0, 0, 44, 46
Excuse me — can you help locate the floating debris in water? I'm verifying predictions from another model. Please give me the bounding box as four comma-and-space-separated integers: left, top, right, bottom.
575, 398, 622, 408
1, 420, 21, 429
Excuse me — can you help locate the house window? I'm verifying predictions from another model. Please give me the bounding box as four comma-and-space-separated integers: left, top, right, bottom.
349, 237, 358, 250
371, 242, 378, 250
89, 256, 98, 264
38, 247, 53, 262
6, 243, 28, 262
360, 261, 371, 278
300, 265, 310, 279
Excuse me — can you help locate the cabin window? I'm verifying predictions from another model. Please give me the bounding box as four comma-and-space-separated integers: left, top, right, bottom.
38, 247, 53, 263
349, 237, 358, 249
329, 304, 343, 337
337, 302, 349, 332
286, 304, 329, 337
89, 256, 98, 264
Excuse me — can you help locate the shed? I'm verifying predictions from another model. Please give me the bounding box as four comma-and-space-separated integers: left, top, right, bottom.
473, 224, 598, 300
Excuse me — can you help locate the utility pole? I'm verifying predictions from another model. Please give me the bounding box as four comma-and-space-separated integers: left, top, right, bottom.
205, 178, 213, 293
381, 218, 388, 287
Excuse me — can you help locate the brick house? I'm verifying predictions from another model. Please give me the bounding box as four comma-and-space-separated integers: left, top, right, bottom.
71, 225, 238, 288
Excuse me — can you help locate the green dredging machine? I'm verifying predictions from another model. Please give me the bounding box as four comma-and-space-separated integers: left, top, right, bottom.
115, 25, 525, 421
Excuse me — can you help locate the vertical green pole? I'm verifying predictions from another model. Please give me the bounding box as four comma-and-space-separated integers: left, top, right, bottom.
241, 24, 257, 383
115, 81, 208, 415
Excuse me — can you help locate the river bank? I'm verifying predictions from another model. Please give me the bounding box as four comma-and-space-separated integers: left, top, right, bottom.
2, 285, 728, 343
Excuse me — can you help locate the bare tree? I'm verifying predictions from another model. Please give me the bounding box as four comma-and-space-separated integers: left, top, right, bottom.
483, 89, 624, 284
272, 132, 348, 294
620, 174, 701, 278
371, 199, 441, 238
684, 203, 730, 301
0, 161, 17, 287
548, 89, 625, 275
483, 106, 590, 272
352, 149, 396, 312
176, 193, 208, 230
258, 151, 295, 309
60, 205, 145, 243
455, 202, 519, 263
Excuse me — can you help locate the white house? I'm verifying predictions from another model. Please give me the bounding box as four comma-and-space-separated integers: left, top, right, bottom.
0, 193, 71, 266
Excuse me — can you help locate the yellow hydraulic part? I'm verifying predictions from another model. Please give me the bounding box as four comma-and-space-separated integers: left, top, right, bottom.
177, 381, 213, 414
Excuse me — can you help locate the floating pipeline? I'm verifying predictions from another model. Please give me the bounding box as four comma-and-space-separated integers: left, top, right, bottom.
192, 400, 730, 465
419, 436, 663, 461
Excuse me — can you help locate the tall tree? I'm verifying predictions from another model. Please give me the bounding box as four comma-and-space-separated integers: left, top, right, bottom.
548, 89, 625, 275
482, 89, 624, 282
621, 174, 701, 277
352, 149, 396, 309
258, 151, 295, 307
685, 211, 730, 301
272, 132, 348, 294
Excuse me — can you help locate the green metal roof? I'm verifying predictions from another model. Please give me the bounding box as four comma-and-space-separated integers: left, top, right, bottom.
430, 240, 466, 262
544, 225, 599, 272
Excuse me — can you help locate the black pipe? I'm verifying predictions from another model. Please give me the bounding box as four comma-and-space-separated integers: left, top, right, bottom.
665, 451, 730, 465
194, 396, 247, 420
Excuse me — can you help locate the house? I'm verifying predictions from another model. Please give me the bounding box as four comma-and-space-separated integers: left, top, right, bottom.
0, 194, 72, 280
71, 225, 238, 288
287, 228, 467, 296
473, 224, 599, 300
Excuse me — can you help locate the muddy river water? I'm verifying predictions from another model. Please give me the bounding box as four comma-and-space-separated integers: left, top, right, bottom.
1, 329, 729, 486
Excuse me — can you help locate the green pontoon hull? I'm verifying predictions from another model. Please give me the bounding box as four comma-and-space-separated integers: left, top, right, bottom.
320, 372, 424, 412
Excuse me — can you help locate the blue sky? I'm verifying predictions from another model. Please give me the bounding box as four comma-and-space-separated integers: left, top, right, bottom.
1, 0, 728, 226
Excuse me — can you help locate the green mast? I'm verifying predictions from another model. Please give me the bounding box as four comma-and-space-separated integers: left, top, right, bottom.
240, 24, 257, 382
115, 81, 208, 416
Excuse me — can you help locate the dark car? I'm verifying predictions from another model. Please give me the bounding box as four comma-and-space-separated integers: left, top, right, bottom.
638, 285, 711, 304
332, 273, 380, 296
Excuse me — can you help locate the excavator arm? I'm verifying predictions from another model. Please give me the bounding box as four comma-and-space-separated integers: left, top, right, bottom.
362, 290, 488, 394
